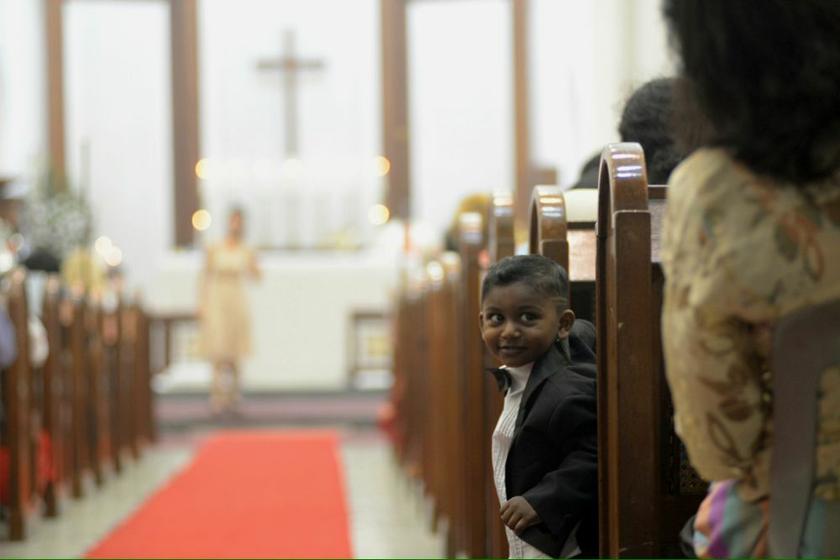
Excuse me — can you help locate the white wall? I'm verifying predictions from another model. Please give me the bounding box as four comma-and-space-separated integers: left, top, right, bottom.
63, 0, 173, 291
3, 0, 675, 268
0, 0, 47, 184
404, 0, 673, 236
530, 0, 675, 187
407, 0, 514, 242
197, 0, 382, 250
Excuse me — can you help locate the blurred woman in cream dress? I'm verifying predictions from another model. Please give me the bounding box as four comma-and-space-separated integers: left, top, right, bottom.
199, 208, 260, 414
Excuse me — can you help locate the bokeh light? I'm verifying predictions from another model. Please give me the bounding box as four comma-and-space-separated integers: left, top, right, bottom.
368, 204, 390, 226
192, 209, 212, 231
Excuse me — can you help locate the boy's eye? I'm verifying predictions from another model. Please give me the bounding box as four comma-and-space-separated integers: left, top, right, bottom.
520, 312, 539, 322
487, 313, 504, 325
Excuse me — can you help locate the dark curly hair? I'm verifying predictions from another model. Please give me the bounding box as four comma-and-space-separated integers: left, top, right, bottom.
663, 0, 840, 184
618, 77, 684, 184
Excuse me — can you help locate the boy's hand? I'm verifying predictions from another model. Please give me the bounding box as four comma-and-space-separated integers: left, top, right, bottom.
500, 496, 541, 534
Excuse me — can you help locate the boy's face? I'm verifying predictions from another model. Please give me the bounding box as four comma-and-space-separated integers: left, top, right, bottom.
479, 281, 574, 367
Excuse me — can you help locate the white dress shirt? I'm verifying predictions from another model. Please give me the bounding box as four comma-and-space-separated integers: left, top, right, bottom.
491, 362, 580, 559
491, 363, 549, 558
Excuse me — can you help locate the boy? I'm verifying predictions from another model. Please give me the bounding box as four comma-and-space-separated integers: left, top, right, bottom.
480, 255, 598, 558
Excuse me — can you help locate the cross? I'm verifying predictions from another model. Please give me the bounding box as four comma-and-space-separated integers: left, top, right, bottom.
256, 30, 325, 158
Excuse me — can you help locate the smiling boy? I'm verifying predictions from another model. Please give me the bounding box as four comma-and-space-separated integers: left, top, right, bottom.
480, 255, 598, 558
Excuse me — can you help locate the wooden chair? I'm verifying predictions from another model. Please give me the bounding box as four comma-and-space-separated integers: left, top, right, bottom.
596, 142, 704, 557
2, 269, 33, 540
771, 299, 840, 557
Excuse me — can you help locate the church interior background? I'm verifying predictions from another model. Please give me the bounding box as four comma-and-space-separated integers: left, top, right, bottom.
0, 0, 673, 556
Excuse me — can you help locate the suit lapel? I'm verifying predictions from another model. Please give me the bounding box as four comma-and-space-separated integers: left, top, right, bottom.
512, 344, 567, 440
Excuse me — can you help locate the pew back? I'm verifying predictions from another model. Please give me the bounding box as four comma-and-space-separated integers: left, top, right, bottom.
596, 143, 704, 557
484, 193, 515, 558
2, 270, 32, 540
530, 186, 597, 321
457, 212, 491, 558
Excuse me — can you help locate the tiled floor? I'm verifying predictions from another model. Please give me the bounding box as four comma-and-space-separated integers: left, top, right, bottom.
1, 447, 193, 558
341, 434, 444, 558
1, 430, 445, 559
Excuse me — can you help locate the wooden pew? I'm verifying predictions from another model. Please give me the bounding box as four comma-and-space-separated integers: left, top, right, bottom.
39, 277, 65, 516
396, 270, 427, 483
456, 212, 492, 558
390, 290, 412, 467
67, 293, 88, 498
484, 192, 514, 558
388, 198, 527, 558
87, 298, 109, 486
2, 269, 33, 540
132, 302, 155, 445
423, 254, 467, 555
119, 302, 140, 459
2, 272, 154, 543
101, 296, 124, 473
529, 185, 597, 321
595, 142, 704, 557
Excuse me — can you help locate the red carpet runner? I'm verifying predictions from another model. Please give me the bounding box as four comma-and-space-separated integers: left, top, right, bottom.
87, 431, 353, 558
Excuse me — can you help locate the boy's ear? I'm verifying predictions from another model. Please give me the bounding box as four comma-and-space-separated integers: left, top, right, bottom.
478, 312, 486, 337
556, 309, 576, 340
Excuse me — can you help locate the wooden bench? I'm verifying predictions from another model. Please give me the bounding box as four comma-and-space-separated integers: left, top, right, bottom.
424, 254, 466, 555
596, 142, 704, 557
529, 186, 597, 321
484, 192, 515, 558
2, 274, 155, 542
455, 211, 494, 558
39, 276, 65, 517
2, 269, 33, 540
393, 189, 605, 557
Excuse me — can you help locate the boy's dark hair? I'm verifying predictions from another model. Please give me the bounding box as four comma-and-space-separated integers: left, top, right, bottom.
481, 255, 569, 309
663, 0, 840, 185
618, 77, 684, 185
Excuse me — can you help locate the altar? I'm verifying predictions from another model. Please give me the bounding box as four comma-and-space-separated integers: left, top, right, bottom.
144, 249, 399, 392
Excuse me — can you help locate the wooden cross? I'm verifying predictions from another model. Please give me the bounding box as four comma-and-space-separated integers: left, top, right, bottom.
256, 30, 325, 158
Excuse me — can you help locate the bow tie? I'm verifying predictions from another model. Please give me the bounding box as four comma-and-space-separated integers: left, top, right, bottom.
487, 367, 512, 393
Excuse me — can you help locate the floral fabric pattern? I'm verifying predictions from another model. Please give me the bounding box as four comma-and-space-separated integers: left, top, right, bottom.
661, 148, 840, 503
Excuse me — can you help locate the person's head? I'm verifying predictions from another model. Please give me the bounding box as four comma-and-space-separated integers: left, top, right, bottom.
663, 0, 840, 184
618, 77, 684, 184
569, 153, 601, 190
444, 193, 491, 252
228, 207, 244, 239
479, 255, 575, 367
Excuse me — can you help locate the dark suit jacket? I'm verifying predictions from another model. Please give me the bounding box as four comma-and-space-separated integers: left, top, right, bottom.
505, 320, 598, 557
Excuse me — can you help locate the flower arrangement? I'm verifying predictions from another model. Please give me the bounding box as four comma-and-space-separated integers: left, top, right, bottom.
22, 168, 94, 261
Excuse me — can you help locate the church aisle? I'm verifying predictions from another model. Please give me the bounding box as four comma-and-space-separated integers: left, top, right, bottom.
1, 429, 444, 559
0, 447, 192, 559
86, 431, 353, 558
